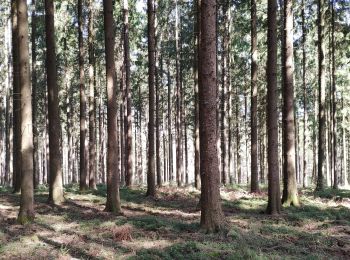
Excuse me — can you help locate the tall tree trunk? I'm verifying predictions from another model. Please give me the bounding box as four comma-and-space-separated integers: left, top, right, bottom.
266, 0, 281, 215
78, 0, 88, 191
250, 0, 259, 193
45, 0, 64, 205
199, 0, 224, 232
175, 0, 184, 187
331, 0, 337, 189
123, 0, 133, 187
167, 60, 173, 183
316, 0, 326, 191
146, 0, 156, 197
194, 0, 200, 190
281, 0, 299, 206
302, 0, 307, 188
17, 0, 35, 224
12, 0, 21, 193
88, 0, 97, 190
103, 0, 122, 213
31, 0, 38, 190
156, 40, 162, 187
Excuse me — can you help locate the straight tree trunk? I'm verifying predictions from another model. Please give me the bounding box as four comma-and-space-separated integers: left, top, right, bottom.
88, 0, 97, 190
266, 0, 281, 214
281, 0, 299, 206
175, 0, 184, 187
12, 0, 21, 193
250, 0, 259, 193
103, 0, 122, 213
123, 0, 133, 187
156, 43, 162, 187
31, 0, 38, 189
199, 0, 224, 232
316, 0, 326, 191
78, 0, 88, 191
167, 60, 173, 183
302, 0, 307, 187
146, 0, 156, 197
331, 0, 337, 189
45, 0, 64, 205
17, 0, 35, 224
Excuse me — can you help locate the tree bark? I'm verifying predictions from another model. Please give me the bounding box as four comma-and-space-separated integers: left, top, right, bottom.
146, 0, 156, 197
316, 0, 326, 191
12, 0, 21, 194
266, 0, 281, 215
281, 0, 299, 207
302, 0, 307, 188
103, 0, 122, 213
199, 0, 224, 232
17, 0, 35, 224
45, 0, 64, 205
88, 0, 97, 190
78, 0, 88, 191
250, 0, 259, 193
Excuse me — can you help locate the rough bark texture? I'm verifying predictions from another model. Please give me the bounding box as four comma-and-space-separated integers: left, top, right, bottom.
45, 0, 64, 205
146, 0, 156, 197
31, 0, 38, 189
331, 0, 337, 190
194, 0, 200, 190
250, 0, 259, 193
103, 0, 122, 213
316, 0, 326, 192
123, 0, 133, 187
156, 45, 162, 187
266, 0, 281, 215
88, 0, 97, 190
281, 0, 299, 207
78, 0, 88, 191
12, 0, 21, 194
302, 0, 307, 188
199, 0, 224, 233
175, 0, 184, 187
17, 0, 35, 224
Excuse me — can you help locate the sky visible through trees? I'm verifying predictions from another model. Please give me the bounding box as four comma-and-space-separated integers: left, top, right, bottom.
0, 0, 349, 258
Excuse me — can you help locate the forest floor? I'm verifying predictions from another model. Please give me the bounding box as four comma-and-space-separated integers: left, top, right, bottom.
0, 185, 350, 260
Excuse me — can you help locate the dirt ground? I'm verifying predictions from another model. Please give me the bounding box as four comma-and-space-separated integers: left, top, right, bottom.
0, 185, 350, 259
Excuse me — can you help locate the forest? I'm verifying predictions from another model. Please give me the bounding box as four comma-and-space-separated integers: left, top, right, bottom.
0, 0, 349, 259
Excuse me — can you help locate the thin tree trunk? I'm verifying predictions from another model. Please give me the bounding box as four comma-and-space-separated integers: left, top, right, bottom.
17, 0, 35, 224
331, 0, 337, 189
156, 39, 162, 187
194, 0, 200, 190
250, 0, 259, 193
31, 0, 38, 190
88, 0, 97, 190
302, 0, 307, 188
146, 0, 156, 197
12, 0, 21, 193
103, 0, 122, 213
78, 0, 88, 191
316, 0, 326, 191
167, 60, 173, 183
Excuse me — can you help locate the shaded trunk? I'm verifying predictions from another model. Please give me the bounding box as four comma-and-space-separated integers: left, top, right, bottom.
302, 0, 307, 188
88, 0, 97, 190
12, 0, 21, 193
45, 0, 64, 205
250, 0, 259, 193
266, 0, 281, 214
281, 0, 299, 207
78, 0, 88, 191
103, 0, 122, 213
17, 0, 35, 224
316, 0, 326, 191
146, 0, 156, 197
199, 0, 224, 232
123, 0, 133, 187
